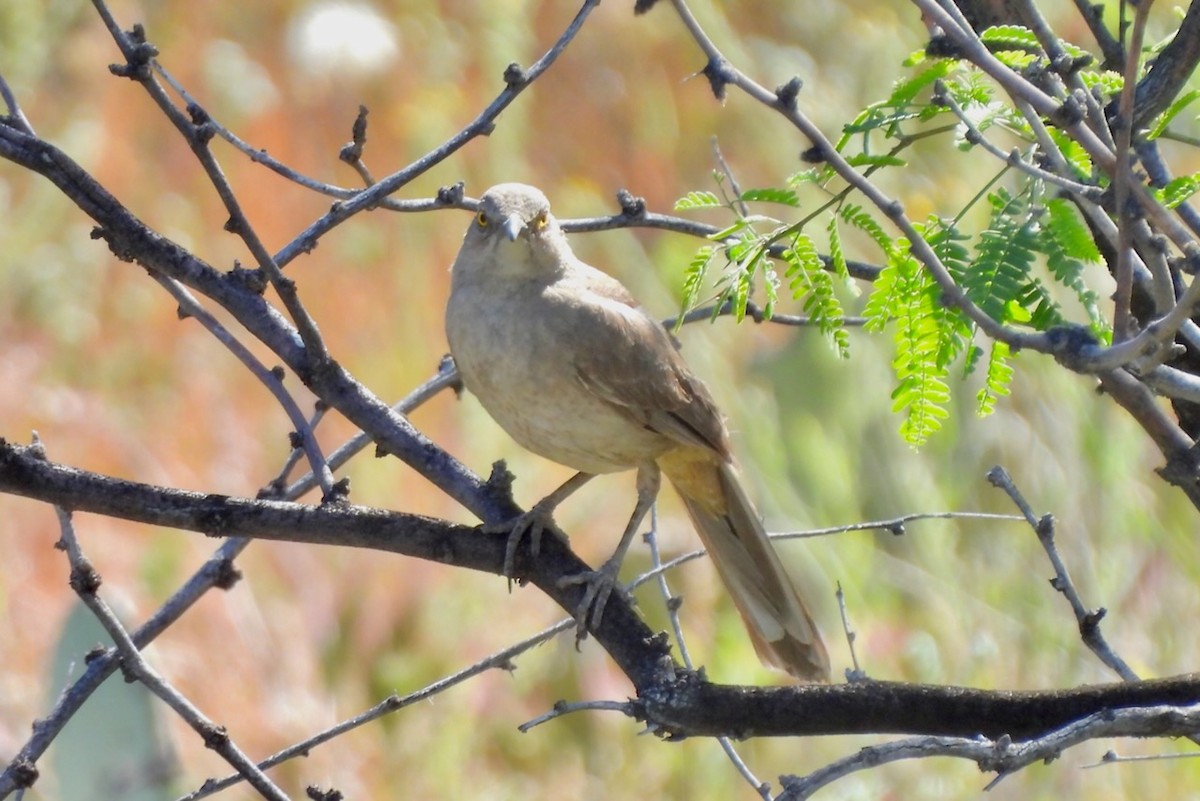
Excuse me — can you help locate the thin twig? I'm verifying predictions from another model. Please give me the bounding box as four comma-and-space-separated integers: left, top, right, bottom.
835, 582, 864, 681
986, 466, 1138, 680
1113, 2, 1154, 342
779, 702, 1200, 800
0, 73, 35, 136
518, 700, 639, 732
182, 618, 577, 800
666, 0, 1055, 358
54, 508, 289, 801
153, 273, 337, 500
272, 0, 603, 269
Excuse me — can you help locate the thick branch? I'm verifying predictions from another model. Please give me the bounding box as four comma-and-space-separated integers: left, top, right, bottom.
5, 440, 1200, 743
1129, 0, 1200, 128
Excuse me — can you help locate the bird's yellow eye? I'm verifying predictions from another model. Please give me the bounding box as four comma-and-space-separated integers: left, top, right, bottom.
476, 211, 489, 228
532, 212, 548, 231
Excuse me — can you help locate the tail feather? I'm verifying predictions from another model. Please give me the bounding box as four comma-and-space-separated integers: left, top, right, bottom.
660, 449, 830, 682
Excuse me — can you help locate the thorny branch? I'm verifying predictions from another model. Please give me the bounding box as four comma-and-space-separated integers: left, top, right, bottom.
5, 0, 1200, 798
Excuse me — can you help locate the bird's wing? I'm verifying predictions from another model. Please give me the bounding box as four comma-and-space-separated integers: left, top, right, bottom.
555, 267, 732, 459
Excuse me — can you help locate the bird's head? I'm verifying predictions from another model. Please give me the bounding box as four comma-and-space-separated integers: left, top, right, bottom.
456, 183, 569, 280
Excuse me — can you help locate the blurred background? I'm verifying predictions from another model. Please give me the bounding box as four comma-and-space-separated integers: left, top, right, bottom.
2, 0, 1200, 798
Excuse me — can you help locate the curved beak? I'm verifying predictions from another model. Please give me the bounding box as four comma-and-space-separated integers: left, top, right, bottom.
501, 214, 524, 242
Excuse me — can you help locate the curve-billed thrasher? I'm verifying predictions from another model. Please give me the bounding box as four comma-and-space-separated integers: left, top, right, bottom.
445, 183, 829, 681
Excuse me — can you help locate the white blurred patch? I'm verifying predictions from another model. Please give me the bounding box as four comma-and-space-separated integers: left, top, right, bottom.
286, 1, 400, 78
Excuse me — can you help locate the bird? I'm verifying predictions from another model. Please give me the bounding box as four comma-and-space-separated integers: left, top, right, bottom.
444, 182, 830, 681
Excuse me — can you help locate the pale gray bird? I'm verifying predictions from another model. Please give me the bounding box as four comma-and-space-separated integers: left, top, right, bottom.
445, 182, 830, 681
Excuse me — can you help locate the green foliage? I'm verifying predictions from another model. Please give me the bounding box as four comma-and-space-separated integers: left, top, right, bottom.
1041, 198, 1106, 335
673, 23, 1118, 447
739, 187, 800, 207
784, 233, 850, 358
884, 242, 951, 446
1148, 88, 1200, 140
676, 245, 716, 332
977, 340, 1013, 416
1156, 172, 1200, 209
674, 191, 722, 210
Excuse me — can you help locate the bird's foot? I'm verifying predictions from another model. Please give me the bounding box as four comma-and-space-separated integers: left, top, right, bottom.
557, 557, 631, 646
484, 501, 568, 581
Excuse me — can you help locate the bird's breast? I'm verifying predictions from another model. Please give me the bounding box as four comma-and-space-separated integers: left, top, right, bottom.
446, 280, 671, 474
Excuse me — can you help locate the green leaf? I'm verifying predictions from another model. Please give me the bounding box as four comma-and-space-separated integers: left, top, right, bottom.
840, 203, 893, 255
992, 50, 1037, 70
977, 340, 1013, 416
784, 233, 850, 358
1148, 88, 1200, 140
826, 213, 857, 297
979, 25, 1040, 50
876, 241, 952, 446
1044, 197, 1101, 261
888, 60, 955, 106
674, 191, 722, 210
739, 187, 800, 207
1156, 173, 1200, 209
964, 189, 1038, 324
845, 154, 908, 168
1077, 70, 1123, 99
762, 262, 780, 319
675, 246, 715, 332
709, 218, 754, 241
1041, 198, 1107, 334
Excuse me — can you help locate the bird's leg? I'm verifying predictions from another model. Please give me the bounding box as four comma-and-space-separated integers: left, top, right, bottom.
558, 462, 661, 642
486, 471, 595, 579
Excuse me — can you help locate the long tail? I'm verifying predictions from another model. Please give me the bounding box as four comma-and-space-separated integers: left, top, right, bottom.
659, 447, 830, 682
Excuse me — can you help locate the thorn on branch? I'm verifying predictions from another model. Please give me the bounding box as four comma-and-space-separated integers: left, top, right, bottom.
1056, 53, 1094, 78
211, 557, 243, 590
503, 62, 528, 89
10, 757, 38, 789
306, 786, 345, 801
1049, 94, 1086, 128
930, 81, 949, 108
324, 477, 352, 505
701, 57, 731, 101
90, 226, 136, 262
925, 34, 964, 59
338, 105, 370, 164
800, 144, 826, 164
108, 25, 158, 80
186, 103, 209, 126
200, 722, 230, 750
226, 264, 269, 295
485, 460, 517, 506
643, 630, 672, 657
1081, 607, 1108, 634
1157, 446, 1200, 491
1045, 324, 1101, 372
197, 495, 236, 538
774, 76, 802, 109
616, 188, 646, 219
69, 560, 103, 595
437, 182, 465, 206
84, 644, 108, 664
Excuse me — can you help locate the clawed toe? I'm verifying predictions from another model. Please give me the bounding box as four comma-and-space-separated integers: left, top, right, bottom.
485, 503, 567, 579
557, 561, 629, 644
